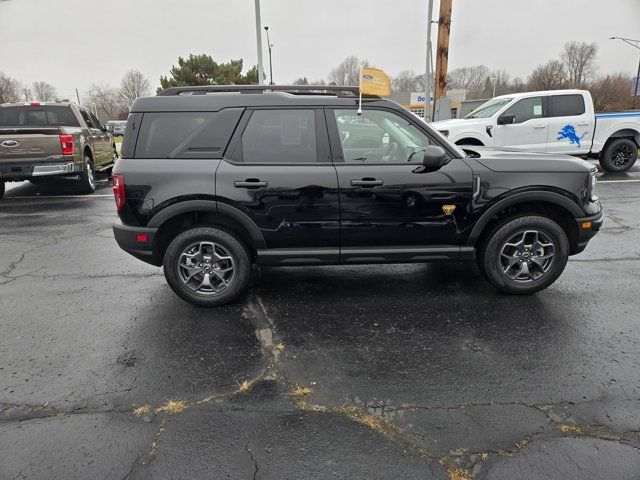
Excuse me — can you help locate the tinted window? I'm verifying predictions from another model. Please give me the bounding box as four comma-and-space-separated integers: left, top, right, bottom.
333, 109, 430, 164
548, 94, 585, 117
0, 106, 80, 127
89, 111, 104, 130
503, 97, 543, 124
134, 109, 242, 159
236, 110, 317, 164
79, 109, 98, 128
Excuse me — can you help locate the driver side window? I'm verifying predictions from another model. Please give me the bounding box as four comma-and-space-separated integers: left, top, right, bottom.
502, 97, 543, 124
333, 109, 430, 164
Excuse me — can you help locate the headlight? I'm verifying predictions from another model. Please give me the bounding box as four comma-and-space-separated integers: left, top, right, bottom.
589, 171, 598, 202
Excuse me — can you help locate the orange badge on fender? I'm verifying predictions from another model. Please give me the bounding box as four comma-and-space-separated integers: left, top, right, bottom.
442, 205, 456, 215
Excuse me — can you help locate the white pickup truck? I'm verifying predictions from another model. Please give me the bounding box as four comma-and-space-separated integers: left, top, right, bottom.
431, 89, 640, 172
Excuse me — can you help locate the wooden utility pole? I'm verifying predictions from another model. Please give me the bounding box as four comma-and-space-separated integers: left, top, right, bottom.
433, 0, 452, 106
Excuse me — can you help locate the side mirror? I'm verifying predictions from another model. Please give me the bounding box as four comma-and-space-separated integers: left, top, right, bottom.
497, 114, 515, 125
422, 145, 448, 172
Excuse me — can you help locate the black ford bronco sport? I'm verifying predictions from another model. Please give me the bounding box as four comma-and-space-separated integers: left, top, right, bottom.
112, 85, 602, 306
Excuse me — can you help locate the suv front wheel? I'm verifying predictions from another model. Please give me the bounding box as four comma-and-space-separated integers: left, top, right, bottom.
478, 215, 569, 295
163, 227, 251, 307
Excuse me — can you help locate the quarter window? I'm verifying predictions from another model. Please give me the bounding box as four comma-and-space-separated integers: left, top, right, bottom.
333, 109, 430, 164
234, 109, 317, 164
502, 97, 543, 124
134, 109, 242, 159
547, 94, 585, 117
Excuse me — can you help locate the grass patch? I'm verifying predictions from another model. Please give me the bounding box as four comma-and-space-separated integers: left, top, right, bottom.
132, 404, 151, 416
155, 400, 189, 414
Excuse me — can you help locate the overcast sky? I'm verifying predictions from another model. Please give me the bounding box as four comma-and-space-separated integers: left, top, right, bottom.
0, 0, 638, 100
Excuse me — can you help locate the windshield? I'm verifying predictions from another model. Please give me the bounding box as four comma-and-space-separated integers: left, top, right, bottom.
465, 97, 513, 119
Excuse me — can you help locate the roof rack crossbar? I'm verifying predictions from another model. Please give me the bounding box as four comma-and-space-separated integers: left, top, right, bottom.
157, 85, 363, 97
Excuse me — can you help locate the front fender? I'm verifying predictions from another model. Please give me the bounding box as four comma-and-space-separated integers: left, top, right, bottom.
465, 190, 583, 246
450, 132, 491, 146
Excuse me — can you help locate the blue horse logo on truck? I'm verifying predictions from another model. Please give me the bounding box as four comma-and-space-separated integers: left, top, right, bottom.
557, 125, 587, 148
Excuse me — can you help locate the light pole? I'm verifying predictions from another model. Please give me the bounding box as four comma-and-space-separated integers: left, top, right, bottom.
610, 36, 640, 109
490, 75, 497, 98
254, 0, 265, 85
264, 26, 274, 85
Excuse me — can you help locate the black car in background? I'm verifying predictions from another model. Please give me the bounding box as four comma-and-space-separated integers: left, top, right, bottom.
111, 85, 602, 306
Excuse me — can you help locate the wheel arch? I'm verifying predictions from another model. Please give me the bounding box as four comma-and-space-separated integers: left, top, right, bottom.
455, 136, 485, 146
467, 191, 582, 254
605, 128, 640, 148
149, 200, 266, 263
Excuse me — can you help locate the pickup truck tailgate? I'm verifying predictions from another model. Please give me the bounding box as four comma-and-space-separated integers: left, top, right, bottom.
0, 128, 63, 166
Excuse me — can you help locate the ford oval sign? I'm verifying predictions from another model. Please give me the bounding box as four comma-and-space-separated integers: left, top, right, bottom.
1, 140, 19, 148
363, 74, 373, 80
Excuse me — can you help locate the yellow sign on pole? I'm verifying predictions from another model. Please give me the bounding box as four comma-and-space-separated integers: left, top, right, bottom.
360, 68, 391, 96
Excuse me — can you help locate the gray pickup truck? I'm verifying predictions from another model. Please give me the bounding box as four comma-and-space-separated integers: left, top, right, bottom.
0, 102, 117, 198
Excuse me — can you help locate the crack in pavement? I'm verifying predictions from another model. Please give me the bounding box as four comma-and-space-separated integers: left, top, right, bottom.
245, 441, 259, 480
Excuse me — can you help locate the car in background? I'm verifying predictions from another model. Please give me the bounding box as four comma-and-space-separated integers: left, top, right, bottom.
432, 89, 640, 172
0, 102, 117, 198
105, 120, 127, 137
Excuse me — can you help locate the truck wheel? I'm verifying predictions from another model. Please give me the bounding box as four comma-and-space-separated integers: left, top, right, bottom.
599, 138, 638, 172
78, 156, 96, 194
163, 227, 251, 307
0, 181, 4, 199
478, 215, 569, 295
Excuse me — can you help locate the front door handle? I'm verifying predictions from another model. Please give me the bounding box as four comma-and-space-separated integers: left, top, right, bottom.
533, 124, 546, 129
234, 179, 268, 188
577, 121, 589, 126
351, 178, 383, 187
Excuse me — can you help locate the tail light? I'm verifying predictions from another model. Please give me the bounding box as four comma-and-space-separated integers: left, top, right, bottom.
59, 134, 74, 156
112, 174, 125, 212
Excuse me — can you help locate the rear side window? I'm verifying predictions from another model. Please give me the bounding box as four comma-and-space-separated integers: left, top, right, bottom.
134, 108, 243, 159
547, 94, 585, 117
0, 106, 80, 127
231, 109, 317, 164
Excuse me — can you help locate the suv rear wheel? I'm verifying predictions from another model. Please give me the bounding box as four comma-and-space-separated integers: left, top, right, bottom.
478, 215, 569, 294
163, 227, 251, 307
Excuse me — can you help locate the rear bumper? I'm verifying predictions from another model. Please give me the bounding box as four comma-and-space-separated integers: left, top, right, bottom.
112, 224, 161, 266
0, 160, 80, 180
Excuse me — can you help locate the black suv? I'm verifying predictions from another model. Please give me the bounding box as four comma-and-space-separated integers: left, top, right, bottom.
112, 85, 602, 306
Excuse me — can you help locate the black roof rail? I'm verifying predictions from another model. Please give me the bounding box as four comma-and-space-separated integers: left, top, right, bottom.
157, 85, 365, 98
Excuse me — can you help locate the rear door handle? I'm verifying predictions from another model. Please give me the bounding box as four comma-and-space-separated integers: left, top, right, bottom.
234, 179, 268, 188
351, 178, 383, 187
577, 122, 589, 126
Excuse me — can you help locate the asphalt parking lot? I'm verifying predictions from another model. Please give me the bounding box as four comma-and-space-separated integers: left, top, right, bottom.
1, 164, 640, 480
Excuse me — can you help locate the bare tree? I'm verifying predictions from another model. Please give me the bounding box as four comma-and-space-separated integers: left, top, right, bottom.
327, 56, 370, 86
86, 83, 124, 121
292, 77, 310, 85
391, 70, 421, 93
32, 81, 57, 102
119, 69, 151, 109
447, 65, 490, 99
589, 73, 633, 112
561, 41, 598, 88
527, 60, 568, 91
0, 72, 22, 103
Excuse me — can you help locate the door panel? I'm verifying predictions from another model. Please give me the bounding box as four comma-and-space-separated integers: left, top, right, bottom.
327, 107, 474, 249
494, 96, 547, 152
335, 162, 473, 247
216, 161, 340, 250
545, 94, 592, 155
215, 108, 339, 253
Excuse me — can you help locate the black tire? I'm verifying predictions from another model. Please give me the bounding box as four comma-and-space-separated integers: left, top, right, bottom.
478, 215, 569, 295
0, 181, 4, 199
599, 138, 638, 172
78, 156, 96, 193
29, 177, 48, 185
163, 227, 251, 307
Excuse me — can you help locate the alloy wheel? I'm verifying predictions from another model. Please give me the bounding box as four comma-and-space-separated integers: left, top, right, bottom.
177, 241, 235, 295
611, 144, 634, 167
499, 230, 555, 282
